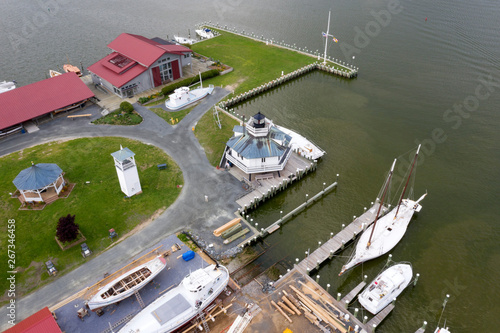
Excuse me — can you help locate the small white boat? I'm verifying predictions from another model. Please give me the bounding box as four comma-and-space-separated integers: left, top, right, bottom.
174, 35, 196, 45
0, 80, 16, 94
165, 72, 214, 111
195, 28, 214, 39
87, 255, 167, 311
49, 70, 62, 78
358, 263, 413, 314
118, 264, 229, 333
340, 145, 427, 275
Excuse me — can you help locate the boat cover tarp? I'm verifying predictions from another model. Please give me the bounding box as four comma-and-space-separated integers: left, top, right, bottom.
182, 251, 195, 261
152, 293, 190, 325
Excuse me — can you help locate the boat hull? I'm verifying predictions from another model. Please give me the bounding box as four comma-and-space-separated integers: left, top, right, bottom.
340, 198, 422, 275
88, 256, 167, 311
165, 86, 214, 111
358, 263, 413, 314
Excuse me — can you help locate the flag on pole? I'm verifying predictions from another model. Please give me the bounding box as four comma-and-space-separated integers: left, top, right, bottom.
333, 37, 339, 43
322, 32, 327, 37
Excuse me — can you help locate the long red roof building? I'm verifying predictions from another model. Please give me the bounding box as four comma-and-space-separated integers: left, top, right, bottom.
0, 73, 94, 131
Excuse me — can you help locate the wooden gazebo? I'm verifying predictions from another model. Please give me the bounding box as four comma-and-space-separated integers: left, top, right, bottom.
12, 163, 65, 204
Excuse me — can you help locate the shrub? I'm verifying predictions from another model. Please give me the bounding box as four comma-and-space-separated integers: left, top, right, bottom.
56, 214, 79, 243
120, 101, 134, 114
138, 97, 151, 104
161, 69, 220, 96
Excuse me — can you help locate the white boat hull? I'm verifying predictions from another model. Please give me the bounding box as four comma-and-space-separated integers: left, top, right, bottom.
165, 86, 214, 111
88, 256, 167, 311
0, 80, 16, 94
118, 264, 229, 333
340, 194, 427, 275
174, 36, 196, 45
358, 263, 413, 314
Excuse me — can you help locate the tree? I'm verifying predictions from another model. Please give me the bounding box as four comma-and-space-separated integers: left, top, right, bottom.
56, 214, 79, 243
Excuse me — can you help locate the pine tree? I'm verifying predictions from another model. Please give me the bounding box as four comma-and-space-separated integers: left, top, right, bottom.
56, 214, 79, 243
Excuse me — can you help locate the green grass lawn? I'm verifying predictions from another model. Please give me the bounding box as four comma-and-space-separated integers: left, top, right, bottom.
0, 137, 183, 301
92, 110, 142, 125
194, 111, 239, 167
150, 103, 199, 125
191, 30, 322, 94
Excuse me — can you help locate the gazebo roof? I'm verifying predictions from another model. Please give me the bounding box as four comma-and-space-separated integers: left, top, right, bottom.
111, 147, 135, 162
13, 163, 63, 191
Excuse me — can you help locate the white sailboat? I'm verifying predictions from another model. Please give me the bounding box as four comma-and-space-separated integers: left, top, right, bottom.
165, 72, 214, 111
340, 145, 427, 275
358, 262, 413, 314
87, 255, 167, 311
118, 264, 229, 333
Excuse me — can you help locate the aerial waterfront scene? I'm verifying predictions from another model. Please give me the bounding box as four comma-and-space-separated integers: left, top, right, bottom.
1, 0, 499, 332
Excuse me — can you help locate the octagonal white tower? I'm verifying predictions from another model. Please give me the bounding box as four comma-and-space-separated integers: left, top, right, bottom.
111, 146, 142, 197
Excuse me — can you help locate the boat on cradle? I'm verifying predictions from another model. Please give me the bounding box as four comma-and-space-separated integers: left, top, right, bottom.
87, 255, 167, 311
49, 70, 62, 78
165, 72, 214, 110
340, 145, 427, 275
174, 35, 196, 45
63, 63, 82, 76
195, 28, 214, 39
0, 80, 16, 94
118, 264, 229, 333
358, 262, 413, 314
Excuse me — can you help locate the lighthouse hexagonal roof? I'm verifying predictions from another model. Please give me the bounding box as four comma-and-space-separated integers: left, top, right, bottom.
111, 147, 135, 162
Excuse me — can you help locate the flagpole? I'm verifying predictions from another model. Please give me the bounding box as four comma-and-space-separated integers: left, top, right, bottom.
323, 10, 331, 64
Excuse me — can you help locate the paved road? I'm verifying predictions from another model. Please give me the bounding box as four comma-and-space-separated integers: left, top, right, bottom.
0, 88, 247, 328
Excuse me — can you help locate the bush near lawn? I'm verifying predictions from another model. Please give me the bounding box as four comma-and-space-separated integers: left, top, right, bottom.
161, 69, 219, 96
194, 111, 239, 167
92, 109, 142, 125
0, 137, 183, 302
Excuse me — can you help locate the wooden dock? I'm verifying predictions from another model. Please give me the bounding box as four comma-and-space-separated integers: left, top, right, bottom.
367, 304, 395, 329
341, 281, 366, 305
297, 202, 384, 273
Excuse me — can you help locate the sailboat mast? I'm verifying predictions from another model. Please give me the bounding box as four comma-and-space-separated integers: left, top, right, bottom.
323, 11, 331, 64
367, 159, 396, 248
394, 144, 421, 219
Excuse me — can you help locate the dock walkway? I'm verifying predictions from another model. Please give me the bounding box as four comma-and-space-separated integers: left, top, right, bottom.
297, 202, 383, 273
341, 281, 366, 306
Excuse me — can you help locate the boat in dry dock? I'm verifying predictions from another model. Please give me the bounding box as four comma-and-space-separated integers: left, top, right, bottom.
165, 72, 214, 110
87, 255, 167, 311
358, 262, 413, 314
118, 264, 229, 333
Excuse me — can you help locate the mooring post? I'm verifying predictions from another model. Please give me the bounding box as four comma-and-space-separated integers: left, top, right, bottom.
392, 298, 397, 306
354, 308, 359, 318
364, 274, 368, 282
330, 232, 334, 239
336, 292, 341, 301
316, 275, 320, 283
372, 323, 377, 332
318, 241, 322, 249
443, 294, 450, 308
316, 260, 320, 270
413, 273, 420, 287
421, 321, 427, 330
363, 316, 368, 324
341, 240, 345, 250
329, 249, 334, 259
342, 223, 345, 230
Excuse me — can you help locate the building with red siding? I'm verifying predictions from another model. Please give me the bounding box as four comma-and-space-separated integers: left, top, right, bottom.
4, 307, 62, 333
88, 33, 192, 98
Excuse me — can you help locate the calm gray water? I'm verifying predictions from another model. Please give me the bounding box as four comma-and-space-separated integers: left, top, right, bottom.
1, 0, 499, 331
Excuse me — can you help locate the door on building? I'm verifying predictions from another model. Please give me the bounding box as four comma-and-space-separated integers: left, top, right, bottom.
171, 60, 180, 80
152, 67, 162, 87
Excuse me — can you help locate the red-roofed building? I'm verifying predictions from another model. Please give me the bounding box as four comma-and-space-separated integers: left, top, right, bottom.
4, 307, 62, 333
0, 73, 94, 132
88, 33, 193, 98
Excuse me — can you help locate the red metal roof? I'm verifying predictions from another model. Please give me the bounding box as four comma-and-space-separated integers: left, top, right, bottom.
87, 52, 148, 88
88, 34, 192, 89
0, 73, 94, 131
4, 307, 62, 333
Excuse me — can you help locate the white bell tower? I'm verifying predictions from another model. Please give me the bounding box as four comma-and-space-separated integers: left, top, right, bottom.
111, 146, 142, 197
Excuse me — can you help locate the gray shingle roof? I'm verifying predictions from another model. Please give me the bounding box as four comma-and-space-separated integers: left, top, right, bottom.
111, 147, 135, 162
12, 163, 63, 190
226, 126, 291, 159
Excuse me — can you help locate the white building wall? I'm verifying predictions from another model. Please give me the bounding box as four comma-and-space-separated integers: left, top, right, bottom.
115, 162, 142, 197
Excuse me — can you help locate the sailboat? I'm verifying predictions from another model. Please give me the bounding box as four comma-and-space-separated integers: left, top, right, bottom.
164, 72, 214, 110
339, 145, 427, 275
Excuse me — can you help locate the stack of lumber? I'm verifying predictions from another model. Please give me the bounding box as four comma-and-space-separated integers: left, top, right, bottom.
213, 218, 241, 237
